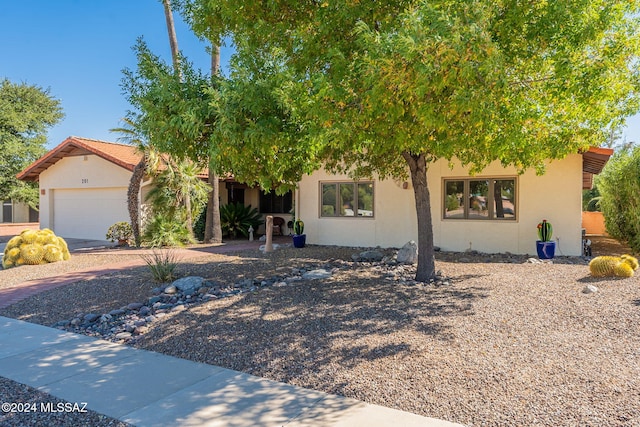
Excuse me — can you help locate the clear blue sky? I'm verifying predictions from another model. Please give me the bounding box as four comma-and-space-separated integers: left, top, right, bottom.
1, 0, 230, 148
1, 0, 639, 149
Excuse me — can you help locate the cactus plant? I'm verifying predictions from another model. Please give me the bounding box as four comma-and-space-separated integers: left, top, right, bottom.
589, 254, 638, 278
2, 229, 70, 269
620, 254, 639, 270
292, 219, 306, 248
537, 220, 553, 242
613, 261, 635, 278
589, 256, 619, 277
20, 243, 45, 264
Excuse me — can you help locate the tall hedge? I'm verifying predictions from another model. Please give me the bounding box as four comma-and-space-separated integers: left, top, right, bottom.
596, 146, 640, 253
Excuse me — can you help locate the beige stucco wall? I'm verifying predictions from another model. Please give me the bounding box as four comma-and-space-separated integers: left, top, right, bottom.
11, 201, 32, 223
298, 154, 583, 256
38, 154, 132, 237
298, 170, 418, 248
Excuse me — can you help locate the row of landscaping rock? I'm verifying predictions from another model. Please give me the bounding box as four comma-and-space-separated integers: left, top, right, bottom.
50, 244, 437, 343
52, 241, 590, 343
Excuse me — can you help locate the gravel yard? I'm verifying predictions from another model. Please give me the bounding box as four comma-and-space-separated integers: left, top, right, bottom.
1, 243, 639, 426
0, 252, 138, 290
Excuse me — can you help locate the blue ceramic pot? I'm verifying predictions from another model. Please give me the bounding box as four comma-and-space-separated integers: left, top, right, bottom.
536, 241, 556, 259
292, 234, 306, 248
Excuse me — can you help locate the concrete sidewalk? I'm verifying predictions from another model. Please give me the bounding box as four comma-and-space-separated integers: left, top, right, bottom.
0, 317, 464, 427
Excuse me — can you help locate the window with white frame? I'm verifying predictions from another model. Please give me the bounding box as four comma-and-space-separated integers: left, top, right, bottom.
444, 178, 516, 220
320, 182, 374, 217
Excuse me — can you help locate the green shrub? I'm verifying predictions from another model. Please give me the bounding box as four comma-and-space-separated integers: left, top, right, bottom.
193, 204, 207, 241
140, 249, 178, 282
596, 146, 640, 253
220, 203, 264, 238
106, 221, 133, 243
142, 214, 193, 247
446, 194, 460, 212
582, 186, 601, 212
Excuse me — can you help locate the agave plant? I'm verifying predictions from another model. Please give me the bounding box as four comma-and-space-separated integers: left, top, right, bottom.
220, 203, 264, 238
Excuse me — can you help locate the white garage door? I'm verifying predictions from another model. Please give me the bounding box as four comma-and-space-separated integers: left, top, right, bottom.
53, 188, 129, 240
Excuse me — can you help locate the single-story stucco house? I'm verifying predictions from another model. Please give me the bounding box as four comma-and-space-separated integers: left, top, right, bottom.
297, 147, 612, 256
17, 136, 293, 240
18, 136, 611, 255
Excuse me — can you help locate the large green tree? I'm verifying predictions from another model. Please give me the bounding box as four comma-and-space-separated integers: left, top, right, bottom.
121, 38, 220, 236
182, 0, 640, 280
0, 79, 63, 207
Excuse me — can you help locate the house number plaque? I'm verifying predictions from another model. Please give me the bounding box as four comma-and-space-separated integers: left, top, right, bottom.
81, 178, 89, 184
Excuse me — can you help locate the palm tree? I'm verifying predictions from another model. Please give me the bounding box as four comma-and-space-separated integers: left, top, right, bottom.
144, 158, 210, 230
162, 0, 199, 236
163, 0, 180, 74
205, 44, 223, 244
110, 117, 160, 247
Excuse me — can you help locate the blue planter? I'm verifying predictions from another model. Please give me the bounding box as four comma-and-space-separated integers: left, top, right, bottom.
536, 240, 556, 259
292, 234, 306, 248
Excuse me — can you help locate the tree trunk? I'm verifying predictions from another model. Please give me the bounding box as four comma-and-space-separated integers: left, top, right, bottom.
211, 44, 220, 74
127, 157, 146, 247
403, 151, 436, 282
162, 0, 180, 73
185, 191, 193, 236
205, 44, 223, 243
204, 171, 223, 243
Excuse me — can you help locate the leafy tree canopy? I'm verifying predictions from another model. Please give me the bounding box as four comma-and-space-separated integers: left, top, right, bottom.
121, 38, 217, 167
183, 0, 640, 175
0, 79, 63, 206
179, 0, 640, 279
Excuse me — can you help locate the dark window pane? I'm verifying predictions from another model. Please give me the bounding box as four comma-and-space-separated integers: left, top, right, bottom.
357, 183, 374, 216
469, 180, 489, 219
444, 181, 465, 218
322, 184, 337, 216
339, 183, 355, 216
259, 190, 292, 214
493, 179, 515, 219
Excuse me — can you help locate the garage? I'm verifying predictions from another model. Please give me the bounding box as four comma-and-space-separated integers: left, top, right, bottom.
17, 137, 141, 241
52, 188, 128, 240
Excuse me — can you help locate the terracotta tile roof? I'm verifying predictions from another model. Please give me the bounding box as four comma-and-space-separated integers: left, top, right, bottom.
17, 136, 209, 182
17, 136, 142, 182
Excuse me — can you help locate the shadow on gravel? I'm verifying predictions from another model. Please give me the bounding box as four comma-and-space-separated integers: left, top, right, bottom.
435, 251, 589, 266
136, 251, 490, 388
576, 275, 628, 283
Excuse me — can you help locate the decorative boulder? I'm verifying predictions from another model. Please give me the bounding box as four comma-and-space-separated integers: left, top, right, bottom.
356, 250, 385, 262
302, 269, 332, 280
172, 276, 205, 293
2, 229, 70, 269
397, 240, 418, 264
